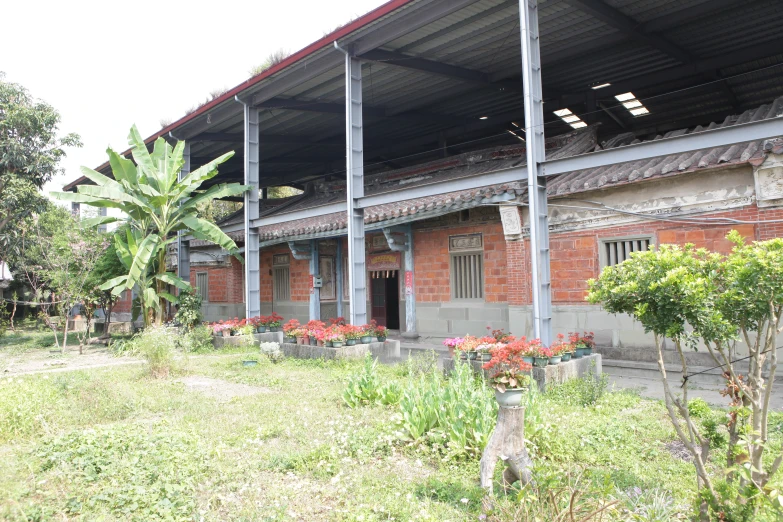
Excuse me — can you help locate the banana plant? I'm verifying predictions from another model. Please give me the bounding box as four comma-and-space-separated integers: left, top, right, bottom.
52, 125, 249, 326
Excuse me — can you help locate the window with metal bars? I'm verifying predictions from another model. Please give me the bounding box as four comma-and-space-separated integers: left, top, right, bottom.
195, 272, 209, 302
273, 267, 291, 301
450, 252, 484, 300
600, 236, 653, 268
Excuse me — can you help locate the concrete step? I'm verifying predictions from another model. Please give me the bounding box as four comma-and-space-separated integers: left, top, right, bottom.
602, 358, 767, 388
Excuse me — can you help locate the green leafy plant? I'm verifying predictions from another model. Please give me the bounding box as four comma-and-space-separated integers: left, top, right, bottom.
178, 325, 214, 353
52, 125, 249, 327
174, 287, 202, 329
122, 326, 177, 378
588, 233, 783, 516
343, 354, 401, 407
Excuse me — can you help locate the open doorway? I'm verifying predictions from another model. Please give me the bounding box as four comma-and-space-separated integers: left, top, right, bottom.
370, 272, 399, 329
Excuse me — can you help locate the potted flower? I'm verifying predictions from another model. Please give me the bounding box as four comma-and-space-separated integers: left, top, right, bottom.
375, 325, 387, 343
460, 334, 480, 360
549, 334, 572, 364
341, 324, 363, 346
490, 327, 515, 344
443, 337, 463, 358
360, 321, 376, 344
531, 345, 552, 368
476, 342, 496, 362
325, 326, 345, 348
580, 331, 595, 355
306, 320, 325, 346
267, 312, 283, 332
256, 315, 268, 333
282, 319, 300, 344
482, 343, 533, 407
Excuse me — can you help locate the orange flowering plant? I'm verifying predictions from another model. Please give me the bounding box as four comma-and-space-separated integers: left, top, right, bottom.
482, 340, 533, 392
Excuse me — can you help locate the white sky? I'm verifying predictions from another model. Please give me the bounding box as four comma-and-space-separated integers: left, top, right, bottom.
3, 0, 386, 197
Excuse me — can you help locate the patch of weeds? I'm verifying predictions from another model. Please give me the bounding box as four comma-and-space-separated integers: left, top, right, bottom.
393, 350, 439, 377
265, 444, 337, 478
415, 476, 484, 508
30, 422, 211, 520
177, 325, 215, 353
546, 365, 609, 406
343, 354, 402, 407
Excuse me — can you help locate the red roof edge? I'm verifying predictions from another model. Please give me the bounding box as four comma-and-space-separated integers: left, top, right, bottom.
63, 0, 415, 191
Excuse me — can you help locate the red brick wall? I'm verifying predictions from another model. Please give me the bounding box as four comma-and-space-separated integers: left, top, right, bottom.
190, 256, 244, 303
524, 203, 781, 305
413, 221, 507, 303
113, 289, 133, 313
259, 247, 310, 302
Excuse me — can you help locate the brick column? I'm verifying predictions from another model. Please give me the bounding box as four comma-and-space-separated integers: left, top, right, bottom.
499, 206, 531, 338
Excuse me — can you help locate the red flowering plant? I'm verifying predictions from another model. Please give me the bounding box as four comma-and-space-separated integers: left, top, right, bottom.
267, 312, 284, 328
549, 333, 573, 356
341, 324, 364, 340
305, 320, 326, 339
482, 341, 533, 392
282, 319, 302, 337
362, 320, 379, 336
569, 331, 595, 349
324, 324, 345, 343
375, 325, 388, 338
491, 328, 515, 344
329, 316, 347, 326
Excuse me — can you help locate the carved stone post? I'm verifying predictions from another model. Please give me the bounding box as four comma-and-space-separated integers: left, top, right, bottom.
479, 405, 532, 492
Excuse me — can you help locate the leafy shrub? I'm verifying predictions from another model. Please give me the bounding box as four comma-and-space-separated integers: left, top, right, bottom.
394, 350, 439, 377
118, 326, 176, 377
343, 354, 400, 407
178, 324, 214, 353
687, 398, 712, 418
174, 288, 202, 329
396, 362, 497, 459
546, 364, 608, 406
621, 487, 684, 522
35, 423, 210, 520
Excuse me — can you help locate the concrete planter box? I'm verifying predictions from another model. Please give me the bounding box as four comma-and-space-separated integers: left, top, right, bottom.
280, 340, 401, 361
443, 353, 602, 393
213, 331, 284, 349
94, 321, 132, 335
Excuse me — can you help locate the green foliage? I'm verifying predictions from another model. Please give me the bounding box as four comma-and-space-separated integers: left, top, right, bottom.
35, 423, 210, 520
343, 354, 402, 407
174, 287, 202, 329
687, 398, 712, 419
249, 48, 290, 77
396, 362, 497, 460
546, 365, 609, 407
178, 324, 214, 353
51, 125, 249, 326
122, 326, 177, 377
0, 73, 81, 258
621, 487, 684, 522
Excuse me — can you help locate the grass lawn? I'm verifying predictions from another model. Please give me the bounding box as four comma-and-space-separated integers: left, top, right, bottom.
1, 330, 781, 521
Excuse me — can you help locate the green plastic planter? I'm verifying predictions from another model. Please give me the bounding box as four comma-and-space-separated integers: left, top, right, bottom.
533, 356, 549, 368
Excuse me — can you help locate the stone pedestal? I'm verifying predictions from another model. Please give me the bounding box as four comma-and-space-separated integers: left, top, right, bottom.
213, 332, 284, 349
94, 321, 132, 335
443, 353, 602, 392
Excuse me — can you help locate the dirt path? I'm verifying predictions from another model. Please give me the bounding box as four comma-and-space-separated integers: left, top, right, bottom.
178, 375, 272, 401
0, 345, 145, 376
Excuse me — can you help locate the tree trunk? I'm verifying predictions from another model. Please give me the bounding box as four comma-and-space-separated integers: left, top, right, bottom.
480, 405, 532, 492
10, 299, 16, 331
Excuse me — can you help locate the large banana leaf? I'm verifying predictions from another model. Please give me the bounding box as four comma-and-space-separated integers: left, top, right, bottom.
77, 184, 146, 207
99, 274, 128, 292
177, 151, 235, 192
177, 183, 251, 216
51, 190, 133, 211
108, 148, 138, 185
81, 215, 120, 229
126, 234, 161, 290
128, 125, 156, 185
156, 272, 191, 291
180, 213, 239, 253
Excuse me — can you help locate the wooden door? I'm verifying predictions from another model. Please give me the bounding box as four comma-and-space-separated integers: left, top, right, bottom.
371, 277, 386, 326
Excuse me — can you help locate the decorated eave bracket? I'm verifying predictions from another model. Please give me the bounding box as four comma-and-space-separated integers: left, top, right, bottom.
382, 226, 409, 252
287, 241, 312, 260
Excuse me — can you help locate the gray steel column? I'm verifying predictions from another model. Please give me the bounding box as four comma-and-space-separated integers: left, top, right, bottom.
309, 240, 320, 320
336, 239, 344, 318
242, 102, 261, 319
519, 0, 552, 345
336, 44, 368, 326
403, 225, 417, 337
177, 142, 191, 284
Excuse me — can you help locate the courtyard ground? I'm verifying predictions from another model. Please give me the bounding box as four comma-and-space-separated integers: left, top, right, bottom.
1, 328, 782, 520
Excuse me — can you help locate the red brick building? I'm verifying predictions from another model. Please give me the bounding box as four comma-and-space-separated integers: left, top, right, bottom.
183, 99, 783, 354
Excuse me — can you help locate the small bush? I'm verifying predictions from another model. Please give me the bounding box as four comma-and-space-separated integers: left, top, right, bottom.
121, 326, 176, 377
546, 364, 608, 406
178, 325, 214, 353
343, 354, 400, 407
174, 288, 202, 329
687, 398, 712, 418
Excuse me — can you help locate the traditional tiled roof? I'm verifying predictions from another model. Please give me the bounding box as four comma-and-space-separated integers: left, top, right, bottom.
549, 96, 783, 196
214, 96, 783, 247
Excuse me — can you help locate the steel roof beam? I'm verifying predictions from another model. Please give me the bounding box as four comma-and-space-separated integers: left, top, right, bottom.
567, 0, 692, 64
360, 49, 521, 94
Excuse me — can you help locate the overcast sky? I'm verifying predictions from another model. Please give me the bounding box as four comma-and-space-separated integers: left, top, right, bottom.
3, 0, 386, 196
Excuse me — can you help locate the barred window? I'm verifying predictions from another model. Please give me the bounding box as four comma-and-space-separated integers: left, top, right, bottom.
449, 233, 484, 300
195, 272, 209, 302
600, 236, 653, 267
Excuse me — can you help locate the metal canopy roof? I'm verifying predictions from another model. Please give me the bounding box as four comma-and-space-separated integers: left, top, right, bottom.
68, 0, 783, 195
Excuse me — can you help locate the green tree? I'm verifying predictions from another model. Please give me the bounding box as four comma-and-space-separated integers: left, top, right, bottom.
0, 73, 81, 260
587, 234, 783, 519
52, 125, 248, 326
84, 239, 127, 336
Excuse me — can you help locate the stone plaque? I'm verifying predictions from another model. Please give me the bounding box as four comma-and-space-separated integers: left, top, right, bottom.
499, 206, 522, 235
756, 156, 783, 207
272, 254, 290, 265
449, 233, 483, 252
